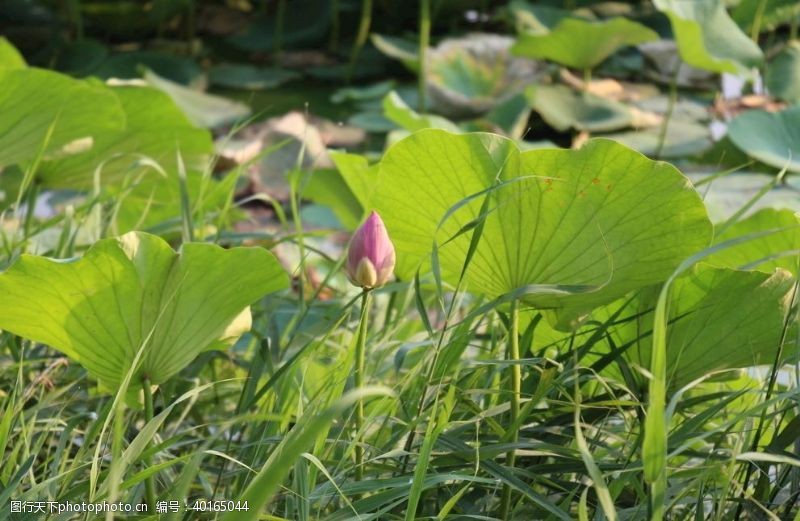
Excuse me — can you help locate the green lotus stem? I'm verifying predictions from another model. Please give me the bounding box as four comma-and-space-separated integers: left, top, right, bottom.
329, 0, 341, 52
348, 0, 373, 82
749, 0, 767, 42
654, 64, 679, 160
274, 0, 287, 54
418, 0, 431, 112
142, 377, 156, 510
353, 289, 372, 481
499, 299, 521, 520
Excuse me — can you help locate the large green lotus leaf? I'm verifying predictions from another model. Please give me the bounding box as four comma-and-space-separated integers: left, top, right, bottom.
526, 84, 632, 132
727, 106, 800, 173
598, 265, 795, 387
373, 130, 712, 319
511, 17, 658, 70
706, 208, 800, 276
766, 42, 800, 104
0, 68, 125, 169
0, 232, 288, 388
654, 0, 763, 75
38, 85, 213, 189
0, 37, 25, 69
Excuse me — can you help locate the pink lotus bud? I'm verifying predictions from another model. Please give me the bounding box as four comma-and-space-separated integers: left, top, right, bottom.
346, 211, 396, 289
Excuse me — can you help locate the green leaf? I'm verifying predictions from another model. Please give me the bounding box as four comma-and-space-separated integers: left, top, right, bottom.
766, 41, 800, 104
0, 232, 288, 389
144, 69, 251, 128
508, 2, 585, 34
373, 130, 712, 322
654, 0, 763, 75
732, 0, 800, 34
605, 265, 795, 387
330, 151, 376, 210
371, 34, 420, 72
427, 34, 543, 118
38, 85, 213, 189
382, 91, 460, 132
94, 51, 202, 85
301, 168, 363, 230
0, 37, 26, 69
110, 169, 239, 235
511, 17, 658, 70
706, 208, 800, 276
208, 63, 300, 90
727, 106, 800, 173
525, 84, 633, 132
0, 68, 125, 169
606, 119, 712, 158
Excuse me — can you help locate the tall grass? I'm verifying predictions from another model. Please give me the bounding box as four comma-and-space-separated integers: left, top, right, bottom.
0, 148, 799, 521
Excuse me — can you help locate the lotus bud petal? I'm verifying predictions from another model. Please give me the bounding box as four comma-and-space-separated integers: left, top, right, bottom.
346, 211, 396, 289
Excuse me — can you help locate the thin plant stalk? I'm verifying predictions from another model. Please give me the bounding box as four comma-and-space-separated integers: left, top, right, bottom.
654, 64, 679, 160
749, 0, 767, 42
274, 0, 287, 54
142, 377, 156, 510
348, 0, 373, 82
353, 289, 372, 481
329, 0, 341, 52
499, 299, 521, 520
418, 0, 431, 112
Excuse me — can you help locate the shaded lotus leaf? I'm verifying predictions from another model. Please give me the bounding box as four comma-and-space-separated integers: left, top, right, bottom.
511, 17, 657, 70
347, 112, 396, 133
54, 39, 109, 76
226, 0, 329, 52
690, 170, 800, 222
766, 42, 800, 104
606, 119, 712, 158
597, 265, 795, 388
373, 130, 712, 323
639, 40, 717, 88
727, 106, 800, 173
208, 63, 300, 90
144, 69, 251, 128
426, 34, 544, 119
732, 0, 800, 34
0, 37, 25, 69
382, 91, 460, 132
654, 0, 763, 75
371, 34, 419, 72
0, 232, 288, 389
301, 168, 363, 230
482, 93, 531, 139
38, 85, 213, 189
0, 68, 125, 169
94, 50, 203, 85
508, 2, 590, 34
331, 80, 396, 104
526, 84, 632, 132
706, 208, 800, 276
